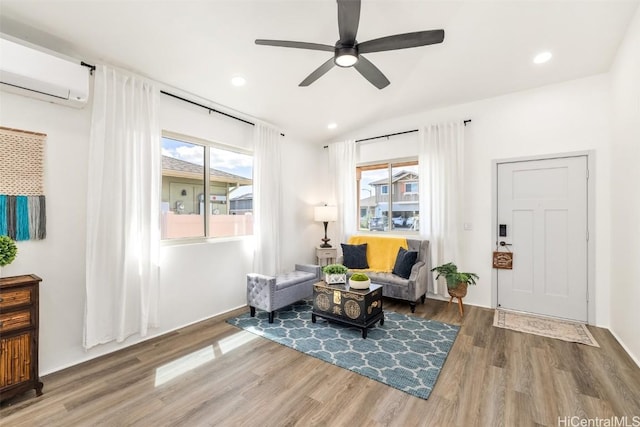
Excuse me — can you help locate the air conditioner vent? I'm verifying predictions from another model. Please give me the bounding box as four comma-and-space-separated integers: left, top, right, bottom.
0, 37, 89, 108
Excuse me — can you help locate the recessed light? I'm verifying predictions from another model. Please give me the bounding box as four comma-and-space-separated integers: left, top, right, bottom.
231, 76, 246, 87
533, 51, 552, 64
327, 123, 337, 130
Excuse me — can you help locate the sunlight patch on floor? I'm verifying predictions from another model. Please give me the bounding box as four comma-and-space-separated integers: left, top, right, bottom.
154, 345, 215, 387
154, 331, 259, 387
218, 330, 258, 354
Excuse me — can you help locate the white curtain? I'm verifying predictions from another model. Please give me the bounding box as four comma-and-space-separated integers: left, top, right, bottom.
419, 122, 465, 296
84, 66, 160, 349
328, 140, 357, 246
252, 123, 283, 276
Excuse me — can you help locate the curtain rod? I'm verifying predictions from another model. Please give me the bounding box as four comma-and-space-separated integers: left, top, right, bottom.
77, 64, 286, 135
357, 128, 418, 143
323, 119, 471, 148
161, 90, 251, 126
160, 91, 285, 136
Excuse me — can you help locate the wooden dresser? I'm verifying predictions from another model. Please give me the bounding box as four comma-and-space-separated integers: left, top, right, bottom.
0, 274, 43, 402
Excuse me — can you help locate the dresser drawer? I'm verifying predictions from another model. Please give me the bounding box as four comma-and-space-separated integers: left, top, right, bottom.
0, 288, 32, 309
316, 249, 337, 259
0, 309, 32, 333
317, 251, 334, 258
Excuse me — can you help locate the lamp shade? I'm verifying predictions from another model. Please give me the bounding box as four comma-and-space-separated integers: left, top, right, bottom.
314, 205, 337, 222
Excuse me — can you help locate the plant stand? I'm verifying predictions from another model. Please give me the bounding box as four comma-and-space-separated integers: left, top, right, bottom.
447, 282, 468, 317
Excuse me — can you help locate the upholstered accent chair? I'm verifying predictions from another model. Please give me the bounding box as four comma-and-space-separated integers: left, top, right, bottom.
247, 264, 321, 323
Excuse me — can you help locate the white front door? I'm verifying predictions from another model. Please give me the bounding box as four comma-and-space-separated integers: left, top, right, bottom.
496, 156, 588, 322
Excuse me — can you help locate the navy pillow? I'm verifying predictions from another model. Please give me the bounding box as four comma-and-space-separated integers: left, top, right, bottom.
341, 243, 369, 269
392, 247, 418, 279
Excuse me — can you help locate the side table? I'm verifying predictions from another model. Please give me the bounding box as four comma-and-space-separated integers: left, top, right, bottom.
316, 247, 337, 267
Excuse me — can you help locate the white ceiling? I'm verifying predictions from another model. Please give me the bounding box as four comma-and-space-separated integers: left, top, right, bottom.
1, 1, 638, 144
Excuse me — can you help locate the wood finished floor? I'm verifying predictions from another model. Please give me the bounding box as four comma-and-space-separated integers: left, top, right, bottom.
1, 299, 639, 427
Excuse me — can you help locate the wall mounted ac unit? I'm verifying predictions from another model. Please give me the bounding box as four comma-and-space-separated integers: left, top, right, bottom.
0, 37, 89, 108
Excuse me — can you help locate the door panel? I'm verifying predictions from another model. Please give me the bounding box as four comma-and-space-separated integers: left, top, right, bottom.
497, 156, 588, 322
512, 209, 534, 293
545, 209, 569, 297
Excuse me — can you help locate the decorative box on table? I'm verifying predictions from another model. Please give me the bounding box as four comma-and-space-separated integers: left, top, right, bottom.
312, 282, 384, 338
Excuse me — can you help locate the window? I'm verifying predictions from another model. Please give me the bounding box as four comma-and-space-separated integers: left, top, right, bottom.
160, 134, 253, 240
357, 160, 419, 232
404, 182, 418, 193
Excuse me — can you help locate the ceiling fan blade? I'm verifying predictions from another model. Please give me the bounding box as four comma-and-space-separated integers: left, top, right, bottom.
353, 56, 390, 89
255, 39, 334, 52
337, 0, 361, 43
299, 57, 336, 87
358, 29, 445, 54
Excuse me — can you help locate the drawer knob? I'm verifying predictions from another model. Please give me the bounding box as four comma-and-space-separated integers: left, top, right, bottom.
0, 297, 3, 302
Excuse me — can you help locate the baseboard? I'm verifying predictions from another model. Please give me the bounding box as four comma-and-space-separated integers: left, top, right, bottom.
608, 328, 640, 369
425, 292, 448, 302
426, 292, 492, 310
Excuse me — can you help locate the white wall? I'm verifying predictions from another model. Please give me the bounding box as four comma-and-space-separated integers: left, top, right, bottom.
0, 91, 92, 375
333, 74, 612, 327
609, 6, 640, 365
0, 88, 323, 374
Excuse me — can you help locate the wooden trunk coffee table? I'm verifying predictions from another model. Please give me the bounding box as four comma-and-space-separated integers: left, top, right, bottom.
311, 281, 384, 338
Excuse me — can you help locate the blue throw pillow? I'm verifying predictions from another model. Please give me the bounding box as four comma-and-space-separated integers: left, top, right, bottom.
341, 243, 369, 269
392, 247, 418, 279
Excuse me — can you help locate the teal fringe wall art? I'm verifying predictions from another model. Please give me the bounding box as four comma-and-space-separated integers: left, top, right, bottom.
0, 127, 47, 241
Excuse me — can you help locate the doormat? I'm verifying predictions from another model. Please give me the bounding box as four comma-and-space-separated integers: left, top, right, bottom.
493, 309, 599, 347
227, 300, 460, 400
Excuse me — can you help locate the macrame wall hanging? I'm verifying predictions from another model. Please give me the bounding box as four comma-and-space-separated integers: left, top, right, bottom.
0, 126, 47, 240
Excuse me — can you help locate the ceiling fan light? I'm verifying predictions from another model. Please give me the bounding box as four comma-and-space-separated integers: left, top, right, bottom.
533, 51, 552, 64
335, 53, 358, 67
231, 75, 246, 86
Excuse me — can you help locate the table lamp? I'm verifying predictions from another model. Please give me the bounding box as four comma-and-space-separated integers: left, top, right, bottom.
314, 205, 337, 248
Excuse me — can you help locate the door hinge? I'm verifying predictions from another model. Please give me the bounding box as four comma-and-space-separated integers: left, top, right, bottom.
586, 168, 590, 179
586, 230, 589, 241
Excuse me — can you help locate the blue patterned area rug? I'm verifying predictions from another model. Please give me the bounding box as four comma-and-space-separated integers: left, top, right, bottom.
226, 300, 459, 399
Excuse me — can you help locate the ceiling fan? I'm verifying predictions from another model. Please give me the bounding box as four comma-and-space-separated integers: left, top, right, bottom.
255, 0, 444, 89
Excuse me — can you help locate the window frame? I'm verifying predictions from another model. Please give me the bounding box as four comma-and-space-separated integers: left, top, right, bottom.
161, 130, 253, 244
356, 158, 419, 235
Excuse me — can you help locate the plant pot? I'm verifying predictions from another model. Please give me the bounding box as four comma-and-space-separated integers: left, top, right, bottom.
325, 273, 346, 284
447, 282, 468, 298
349, 278, 371, 290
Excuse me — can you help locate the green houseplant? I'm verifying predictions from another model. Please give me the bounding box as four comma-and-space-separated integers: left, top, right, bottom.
348, 272, 371, 290
0, 235, 18, 277
431, 262, 478, 298
323, 263, 348, 284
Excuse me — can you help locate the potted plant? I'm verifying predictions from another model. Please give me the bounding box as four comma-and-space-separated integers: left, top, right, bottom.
323, 263, 348, 284
348, 272, 371, 290
0, 236, 18, 277
431, 262, 478, 298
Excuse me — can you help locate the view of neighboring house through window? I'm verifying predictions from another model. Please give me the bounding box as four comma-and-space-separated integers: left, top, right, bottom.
161, 134, 253, 240
357, 161, 419, 232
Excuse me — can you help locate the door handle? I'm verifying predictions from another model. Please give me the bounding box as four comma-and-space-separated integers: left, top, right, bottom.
499, 241, 512, 247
